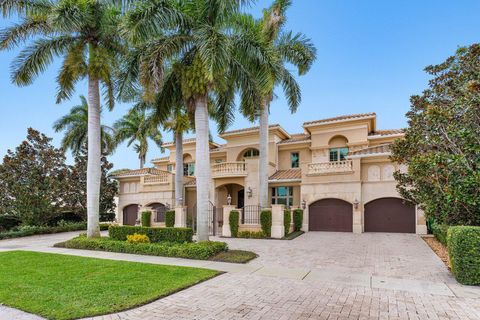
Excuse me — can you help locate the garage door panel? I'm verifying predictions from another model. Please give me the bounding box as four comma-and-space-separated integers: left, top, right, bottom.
365, 198, 415, 233
309, 199, 353, 232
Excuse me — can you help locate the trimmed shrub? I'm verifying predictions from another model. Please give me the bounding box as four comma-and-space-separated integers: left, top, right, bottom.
432, 222, 449, 246
0, 215, 21, 231
284, 210, 291, 236
141, 211, 151, 227
165, 210, 175, 227
260, 210, 272, 237
0, 222, 111, 240
229, 211, 239, 237
127, 233, 150, 244
447, 226, 480, 285
57, 236, 228, 260
293, 209, 303, 231
109, 225, 193, 243
238, 231, 265, 239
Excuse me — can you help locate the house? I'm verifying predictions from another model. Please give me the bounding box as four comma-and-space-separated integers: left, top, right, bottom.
112, 112, 427, 235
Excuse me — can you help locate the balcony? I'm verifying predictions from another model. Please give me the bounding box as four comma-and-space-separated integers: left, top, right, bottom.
212, 162, 248, 178
307, 160, 353, 176
143, 172, 170, 185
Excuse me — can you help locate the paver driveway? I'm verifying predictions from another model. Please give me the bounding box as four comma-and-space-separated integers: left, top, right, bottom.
1, 231, 480, 320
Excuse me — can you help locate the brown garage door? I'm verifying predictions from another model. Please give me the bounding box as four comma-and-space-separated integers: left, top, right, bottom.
364, 198, 415, 233
309, 199, 353, 232
123, 204, 139, 226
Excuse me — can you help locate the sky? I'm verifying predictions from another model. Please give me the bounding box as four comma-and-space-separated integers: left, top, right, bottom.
0, 0, 479, 170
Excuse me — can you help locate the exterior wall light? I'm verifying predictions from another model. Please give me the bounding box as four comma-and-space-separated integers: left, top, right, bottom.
247, 187, 253, 198
227, 194, 232, 205
353, 199, 360, 210
301, 199, 307, 210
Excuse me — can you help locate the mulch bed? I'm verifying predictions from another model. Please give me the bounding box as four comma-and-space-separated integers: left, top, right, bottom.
422, 236, 451, 270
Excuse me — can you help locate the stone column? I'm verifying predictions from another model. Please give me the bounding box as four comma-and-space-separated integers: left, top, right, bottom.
271, 205, 284, 239
174, 206, 187, 228
416, 207, 427, 235
353, 201, 362, 234
222, 205, 237, 237
302, 207, 308, 232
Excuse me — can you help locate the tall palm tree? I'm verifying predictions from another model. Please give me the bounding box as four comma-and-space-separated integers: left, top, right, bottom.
114, 106, 163, 168
122, 0, 271, 241
254, 0, 316, 208
0, 0, 125, 238
53, 95, 116, 155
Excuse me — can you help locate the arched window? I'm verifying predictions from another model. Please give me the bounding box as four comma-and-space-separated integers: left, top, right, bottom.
243, 148, 259, 158
328, 136, 349, 162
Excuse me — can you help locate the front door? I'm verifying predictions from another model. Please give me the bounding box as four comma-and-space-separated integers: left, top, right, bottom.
237, 189, 245, 208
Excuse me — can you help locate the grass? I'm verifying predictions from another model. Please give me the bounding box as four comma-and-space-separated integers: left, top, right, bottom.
0, 251, 218, 320
282, 230, 305, 240
211, 250, 258, 263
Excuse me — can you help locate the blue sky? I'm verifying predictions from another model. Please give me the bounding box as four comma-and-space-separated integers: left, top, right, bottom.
0, 0, 479, 170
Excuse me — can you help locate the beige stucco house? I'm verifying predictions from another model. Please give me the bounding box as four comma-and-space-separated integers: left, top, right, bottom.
113, 112, 427, 235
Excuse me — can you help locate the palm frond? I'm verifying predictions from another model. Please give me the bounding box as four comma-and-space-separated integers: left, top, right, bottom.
276, 31, 317, 75
0, 15, 51, 50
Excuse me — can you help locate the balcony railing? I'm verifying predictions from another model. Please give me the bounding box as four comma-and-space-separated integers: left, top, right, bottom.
143, 173, 170, 185
212, 162, 248, 178
307, 160, 353, 176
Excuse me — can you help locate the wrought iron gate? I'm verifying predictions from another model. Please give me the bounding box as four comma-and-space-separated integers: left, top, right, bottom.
189, 202, 222, 236
241, 205, 261, 224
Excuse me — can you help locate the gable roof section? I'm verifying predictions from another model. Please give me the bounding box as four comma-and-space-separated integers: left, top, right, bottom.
303, 113, 376, 127
219, 124, 291, 139
269, 169, 302, 181
278, 133, 311, 145
111, 167, 169, 178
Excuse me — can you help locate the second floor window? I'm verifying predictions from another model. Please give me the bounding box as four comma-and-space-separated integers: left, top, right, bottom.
243, 148, 259, 158
329, 147, 349, 162
167, 164, 173, 172
183, 163, 195, 176
291, 152, 299, 168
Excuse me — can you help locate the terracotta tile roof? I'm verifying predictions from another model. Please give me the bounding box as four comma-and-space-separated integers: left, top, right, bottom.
303, 113, 376, 126
162, 138, 221, 148
111, 168, 169, 178
269, 169, 302, 181
221, 124, 282, 135
349, 144, 392, 157
278, 133, 311, 144
151, 156, 169, 162
368, 129, 404, 136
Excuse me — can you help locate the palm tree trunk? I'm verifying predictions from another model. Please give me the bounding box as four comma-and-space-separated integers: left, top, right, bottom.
259, 100, 270, 208
86, 76, 101, 238
175, 130, 184, 206
194, 95, 210, 241
140, 155, 145, 168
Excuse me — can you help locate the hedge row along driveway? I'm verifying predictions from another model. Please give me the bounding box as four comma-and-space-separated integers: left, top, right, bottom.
0, 251, 218, 320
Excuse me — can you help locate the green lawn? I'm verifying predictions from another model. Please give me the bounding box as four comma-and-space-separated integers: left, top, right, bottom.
0, 251, 219, 320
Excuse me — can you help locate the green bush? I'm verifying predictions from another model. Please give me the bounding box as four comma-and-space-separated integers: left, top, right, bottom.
229, 211, 239, 237
293, 209, 303, 231
447, 226, 480, 285
165, 210, 175, 227
238, 231, 265, 239
0, 215, 21, 231
57, 236, 228, 260
0, 222, 110, 240
432, 222, 449, 246
141, 211, 151, 227
108, 225, 193, 243
284, 210, 291, 236
260, 210, 272, 237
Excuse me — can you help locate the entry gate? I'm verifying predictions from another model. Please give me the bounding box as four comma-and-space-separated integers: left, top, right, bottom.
189, 202, 223, 236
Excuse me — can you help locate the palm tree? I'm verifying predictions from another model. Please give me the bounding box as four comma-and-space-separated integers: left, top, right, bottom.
254, 0, 316, 208
53, 95, 116, 155
0, 0, 125, 238
121, 0, 271, 241
113, 106, 163, 168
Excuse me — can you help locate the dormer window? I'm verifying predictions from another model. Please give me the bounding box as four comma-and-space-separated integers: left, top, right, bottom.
329, 147, 349, 162
243, 148, 259, 158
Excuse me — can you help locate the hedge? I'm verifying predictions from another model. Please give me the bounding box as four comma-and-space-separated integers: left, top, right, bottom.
165, 210, 175, 227
108, 225, 193, 243
56, 236, 228, 260
229, 211, 239, 237
0, 215, 21, 231
141, 211, 151, 227
238, 230, 265, 239
432, 222, 449, 246
284, 210, 291, 236
0, 222, 110, 240
447, 226, 480, 285
293, 209, 303, 231
260, 210, 272, 237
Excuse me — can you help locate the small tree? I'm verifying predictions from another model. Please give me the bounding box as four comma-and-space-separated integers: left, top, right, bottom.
391, 44, 480, 226
0, 128, 70, 225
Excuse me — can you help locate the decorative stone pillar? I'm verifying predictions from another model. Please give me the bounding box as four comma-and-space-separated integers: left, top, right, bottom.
174, 206, 187, 228
271, 205, 284, 239
302, 207, 308, 232
416, 207, 427, 235
353, 201, 362, 234
222, 205, 237, 237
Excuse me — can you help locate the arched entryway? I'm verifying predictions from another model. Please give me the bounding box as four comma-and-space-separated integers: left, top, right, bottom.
364, 198, 415, 233
147, 202, 167, 223
309, 198, 353, 232
123, 204, 139, 226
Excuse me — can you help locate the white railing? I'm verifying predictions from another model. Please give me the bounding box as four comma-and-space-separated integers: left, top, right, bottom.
307, 160, 353, 175
212, 162, 248, 177
143, 174, 169, 184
